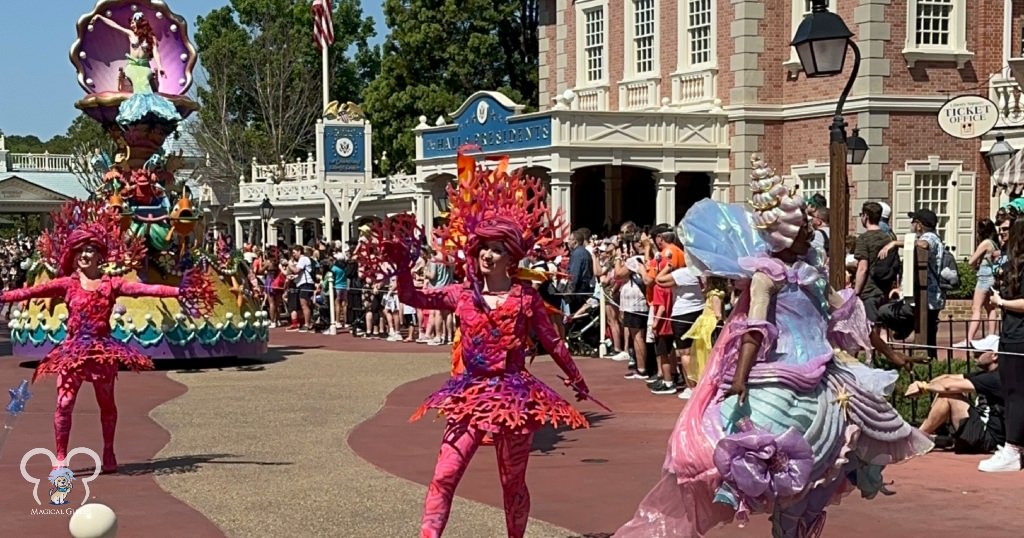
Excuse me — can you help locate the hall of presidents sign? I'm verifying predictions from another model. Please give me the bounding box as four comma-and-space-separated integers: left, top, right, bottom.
421, 95, 553, 159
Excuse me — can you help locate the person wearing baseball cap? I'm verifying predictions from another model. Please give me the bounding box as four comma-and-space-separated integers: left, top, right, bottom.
879, 201, 893, 235
878, 207, 946, 357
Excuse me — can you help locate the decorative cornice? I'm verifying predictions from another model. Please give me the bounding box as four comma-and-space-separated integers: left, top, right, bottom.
723, 95, 951, 121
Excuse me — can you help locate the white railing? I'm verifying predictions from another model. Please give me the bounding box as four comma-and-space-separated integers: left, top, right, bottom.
990, 76, 1024, 128
572, 86, 608, 111
250, 154, 317, 183
239, 174, 421, 203
671, 67, 718, 108
618, 78, 661, 111
10, 152, 74, 172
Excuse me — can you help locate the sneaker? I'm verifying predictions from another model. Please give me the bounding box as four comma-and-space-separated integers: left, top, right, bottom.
649, 380, 677, 395
971, 335, 1000, 353
951, 339, 970, 348
427, 338, 444, 346
285, 325, 300, 332
624, 369, 647, 380
386, 333, 401, 342
677, 387, 695, 400
645, 374, 661, 385
978, 445, 1022, 472
610, 350, 631, 362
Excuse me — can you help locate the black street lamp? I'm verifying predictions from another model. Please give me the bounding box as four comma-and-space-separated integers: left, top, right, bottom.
847, 128, 869, 165
259, 197, 274, 250
791, 0, 865, 290
986, 132, 1016, 172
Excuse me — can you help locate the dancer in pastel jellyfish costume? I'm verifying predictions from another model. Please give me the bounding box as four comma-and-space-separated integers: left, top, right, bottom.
614, 155, 933, 538
90, 11, 181, 125
0, 201, 216, 473
356, 149, 595, 538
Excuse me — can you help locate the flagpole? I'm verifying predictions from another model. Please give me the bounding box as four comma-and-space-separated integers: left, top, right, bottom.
321, 43, 330, 115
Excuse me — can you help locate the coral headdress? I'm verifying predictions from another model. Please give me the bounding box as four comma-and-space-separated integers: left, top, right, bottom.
747, 154, 807, 252
38, 200, 147, 277
435, 145, 567, 272
356, 145, 567, 297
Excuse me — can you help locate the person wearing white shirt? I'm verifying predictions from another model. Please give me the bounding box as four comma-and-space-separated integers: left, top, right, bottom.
656, 265, 705, 399
288, 245, 315, 332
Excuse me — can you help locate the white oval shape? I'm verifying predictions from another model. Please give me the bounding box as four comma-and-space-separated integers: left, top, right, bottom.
937, 95, 999, 140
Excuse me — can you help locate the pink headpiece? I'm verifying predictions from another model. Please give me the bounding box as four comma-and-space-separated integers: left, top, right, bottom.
748, 154, 806, 252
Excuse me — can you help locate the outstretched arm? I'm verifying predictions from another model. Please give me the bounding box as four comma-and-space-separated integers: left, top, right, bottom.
115, 278, 179, 299
528, 290, 586, 389
90, 15, 133, 37
1, 277, 71, 303
395, 271, 458, 311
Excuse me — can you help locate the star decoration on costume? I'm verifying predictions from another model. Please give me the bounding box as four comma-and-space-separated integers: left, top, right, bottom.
833, 385, 853, 419
6, 380, 32, 416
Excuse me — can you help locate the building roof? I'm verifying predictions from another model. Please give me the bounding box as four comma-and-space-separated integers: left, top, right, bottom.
0, 171, 91, 200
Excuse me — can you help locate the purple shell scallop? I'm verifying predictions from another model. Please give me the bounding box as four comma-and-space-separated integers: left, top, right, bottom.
70, 0, 197, 96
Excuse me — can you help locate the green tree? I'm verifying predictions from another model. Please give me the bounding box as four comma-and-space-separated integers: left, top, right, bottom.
191, 0, 379, 184
363, 0, 539, 174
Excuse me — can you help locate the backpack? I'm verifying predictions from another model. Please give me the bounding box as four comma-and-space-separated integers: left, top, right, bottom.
816, 229, 830, 254
871, 247, 901, 288
937, 248, 961, 291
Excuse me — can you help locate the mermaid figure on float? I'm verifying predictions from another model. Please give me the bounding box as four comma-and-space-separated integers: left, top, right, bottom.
614, 155, 933, 538
90, 11, 182, 125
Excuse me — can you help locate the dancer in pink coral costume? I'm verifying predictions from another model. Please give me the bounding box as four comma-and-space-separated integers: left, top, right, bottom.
0, 203, 216, 473
356, 149, 595, 538
614, 155, 932, 538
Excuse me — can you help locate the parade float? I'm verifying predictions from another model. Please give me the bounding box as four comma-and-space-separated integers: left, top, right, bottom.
8, 0, 269, 359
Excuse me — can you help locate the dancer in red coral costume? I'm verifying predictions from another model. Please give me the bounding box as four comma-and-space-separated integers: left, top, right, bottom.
357, 148, 596, 538
0, 202, 216, 473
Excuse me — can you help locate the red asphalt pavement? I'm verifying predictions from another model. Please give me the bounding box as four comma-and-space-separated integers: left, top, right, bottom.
350, 357, 1020, 538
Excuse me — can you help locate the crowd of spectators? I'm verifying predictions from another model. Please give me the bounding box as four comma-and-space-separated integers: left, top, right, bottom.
0, 235, 35, 321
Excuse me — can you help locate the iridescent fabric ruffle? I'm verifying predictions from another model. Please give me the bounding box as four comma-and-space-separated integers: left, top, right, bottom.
116, 93, 182, 125
33, 337, 154, 382
410, 370, 589, 435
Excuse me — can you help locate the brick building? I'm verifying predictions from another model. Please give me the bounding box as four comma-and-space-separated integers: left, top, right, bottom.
520, 0, 1024, 256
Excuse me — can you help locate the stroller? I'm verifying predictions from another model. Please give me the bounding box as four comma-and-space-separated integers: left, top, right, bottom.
564, 300, 602, 357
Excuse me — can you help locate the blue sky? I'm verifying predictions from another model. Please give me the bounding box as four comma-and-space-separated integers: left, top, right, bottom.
0, 1, 386, 140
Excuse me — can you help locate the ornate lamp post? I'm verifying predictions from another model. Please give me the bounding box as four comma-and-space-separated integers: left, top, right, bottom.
259, 196, 275, 251
791, 0, 868, 290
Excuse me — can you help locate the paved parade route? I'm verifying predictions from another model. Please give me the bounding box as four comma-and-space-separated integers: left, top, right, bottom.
1, 329, 1019, 537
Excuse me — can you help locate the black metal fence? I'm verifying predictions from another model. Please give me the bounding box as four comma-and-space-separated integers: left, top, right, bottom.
872, 315, 1000, 425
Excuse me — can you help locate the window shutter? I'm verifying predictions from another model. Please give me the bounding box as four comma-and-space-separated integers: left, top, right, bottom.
950, 170, 975, 258
892, 170, 915, 234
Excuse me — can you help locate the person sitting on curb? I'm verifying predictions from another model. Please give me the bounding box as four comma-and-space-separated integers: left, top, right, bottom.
906, 350, 1004, 457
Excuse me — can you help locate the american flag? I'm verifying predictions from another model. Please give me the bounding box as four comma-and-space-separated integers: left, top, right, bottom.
312, 0, 334, 50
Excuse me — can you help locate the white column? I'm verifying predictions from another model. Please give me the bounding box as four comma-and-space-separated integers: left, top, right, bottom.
323, 195, 333, 243
294, 218, 305, 246
711, 172, 731, 202
234, 218, 244, 244
268, 218, 279, 248
548, 171, 573, 226
655, 172, 677, 225
1004, 0, 1013, 68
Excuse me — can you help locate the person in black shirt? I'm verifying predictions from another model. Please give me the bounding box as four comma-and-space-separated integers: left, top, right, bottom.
908, 351, 1004, 454
986, 218, 1024, 472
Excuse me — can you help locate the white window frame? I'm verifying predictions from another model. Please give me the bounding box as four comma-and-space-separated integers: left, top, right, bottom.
787, 160, 831, 203
575, 0, 609, 87
785, 1, 834, 76
670, 0, 717, 107
680, 0, 715, 70
623, 0, 659, 79
892, 156, 976, 257
902, 0, 973, 68
574, 0, 610, 111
